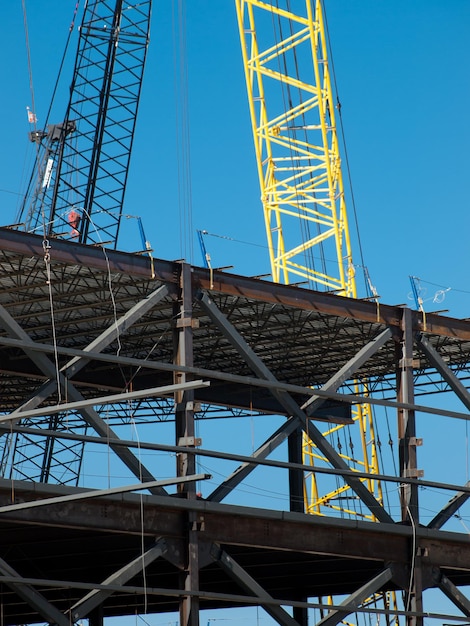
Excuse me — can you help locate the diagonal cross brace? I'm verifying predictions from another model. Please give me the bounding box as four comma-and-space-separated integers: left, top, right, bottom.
301, 327, 392, 415
70, 537, 168, 620
417, 335, 470, 529
435, 571, 470, 616
428, 480, 470, 530
197, 291, 394, 524
208, 330, 391, 502
0, 556, 69, 626
208, 415, 301, 502
0, 302, 166, 494
315, 567, 393, 626
211, 544, 300, 626
417, 334, 470, 411
7, 283, 171, 417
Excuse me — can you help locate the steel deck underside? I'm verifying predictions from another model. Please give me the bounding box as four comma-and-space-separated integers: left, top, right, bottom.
0, 480, 469, 622
1, 227, 470, 414
1, 229, 470, 622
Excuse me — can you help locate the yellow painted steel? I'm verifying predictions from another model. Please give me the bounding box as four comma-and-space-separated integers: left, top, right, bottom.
236, 0, 397, 618
235, 0, 356, 296
235, 0, 382, 518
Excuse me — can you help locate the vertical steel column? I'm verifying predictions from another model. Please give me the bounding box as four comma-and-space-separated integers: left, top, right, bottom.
397, 308, 423, 625
288, 427, 307, 625
88, 605, 104, 626
173, 262, 200, 626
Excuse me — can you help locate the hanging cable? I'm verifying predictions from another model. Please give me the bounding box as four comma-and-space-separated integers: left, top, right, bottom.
321, 0, 369, 294
172, 0, 194, 263
43, 1, 81, 130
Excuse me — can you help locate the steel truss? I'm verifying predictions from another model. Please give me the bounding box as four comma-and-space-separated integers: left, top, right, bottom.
18, 0, 151, 246
0, 231, 470, 624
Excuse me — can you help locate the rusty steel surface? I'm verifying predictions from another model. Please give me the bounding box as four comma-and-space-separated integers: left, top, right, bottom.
0, 230, 470, 623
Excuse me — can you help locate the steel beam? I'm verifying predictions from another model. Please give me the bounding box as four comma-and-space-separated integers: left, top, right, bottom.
2, 227, 470, 340
397, 308, 422, 626
0, 380, 210, 424
211, 544, 300, 626
208, 416, 302, 502
3, 335, 470, 423
315, 568, 393, 626
428, 481, 470, 530
196, 291, 394, 524
301, 327, 392, 415
70, 538, 168, 620
0, 474, 211, 515
174, 263, 200, 626
0, 302, 166, 494
0, 556, 70, 626
436, 572, 470, 616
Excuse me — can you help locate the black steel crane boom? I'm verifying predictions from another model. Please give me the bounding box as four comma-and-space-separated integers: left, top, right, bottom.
18, 0, 151, 247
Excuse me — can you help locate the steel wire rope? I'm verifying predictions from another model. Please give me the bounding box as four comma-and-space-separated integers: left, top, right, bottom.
285, 0, 328, 282
20, 0, 47, 240
21, 2, 67, 423
172, 0, 194, 263
17, 1, 81, 232
267, 3, 363, 522
201, 229, 370, 276
321, 0, 370, 296
270, 5, 376, 524
271, 0, 327, 286
373, 411, 393, 514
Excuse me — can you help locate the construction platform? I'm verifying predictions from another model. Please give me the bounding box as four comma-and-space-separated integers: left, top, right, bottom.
0, 227, 470, 624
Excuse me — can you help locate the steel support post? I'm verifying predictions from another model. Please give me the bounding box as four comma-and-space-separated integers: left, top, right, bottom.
88, 604, 104, 626
397, 308, 422, 625
174, 263, 200, 626
288, 425, 307, 626
288, 426, 304, 515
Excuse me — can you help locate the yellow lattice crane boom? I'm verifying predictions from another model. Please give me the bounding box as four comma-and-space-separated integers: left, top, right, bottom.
235, 0, 388, 524
235, 0, 356, 296
235, 4, 396, 620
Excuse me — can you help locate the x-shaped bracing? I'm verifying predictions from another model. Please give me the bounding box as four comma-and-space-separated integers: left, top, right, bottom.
0, 283, 172, 494
197, 290, 394, 523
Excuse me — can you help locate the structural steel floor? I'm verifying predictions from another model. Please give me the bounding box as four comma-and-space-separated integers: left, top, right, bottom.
0, 228, 469, 624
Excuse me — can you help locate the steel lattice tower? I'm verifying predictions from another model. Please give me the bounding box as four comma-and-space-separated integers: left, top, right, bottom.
5, 0, 152, 487
19, 0, 151, 247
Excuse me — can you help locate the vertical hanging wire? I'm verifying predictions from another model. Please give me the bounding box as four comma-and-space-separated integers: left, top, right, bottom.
21, 0, 46, 238
172, 0, 194, 263
321, 0, 371, 295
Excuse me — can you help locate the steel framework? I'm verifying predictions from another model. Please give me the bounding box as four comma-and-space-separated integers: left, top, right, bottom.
18, 0, 151, 247
235, 0, 354, 295
0, 229, 469, 625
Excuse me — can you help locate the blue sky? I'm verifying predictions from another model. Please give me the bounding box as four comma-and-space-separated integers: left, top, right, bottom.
1, 1, 469, 316
1, 1, 470, 625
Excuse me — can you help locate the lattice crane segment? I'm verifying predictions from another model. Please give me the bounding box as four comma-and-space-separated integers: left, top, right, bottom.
235, 0, 355, 296
18, 0, 151, 248
6, 0, 152, 488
